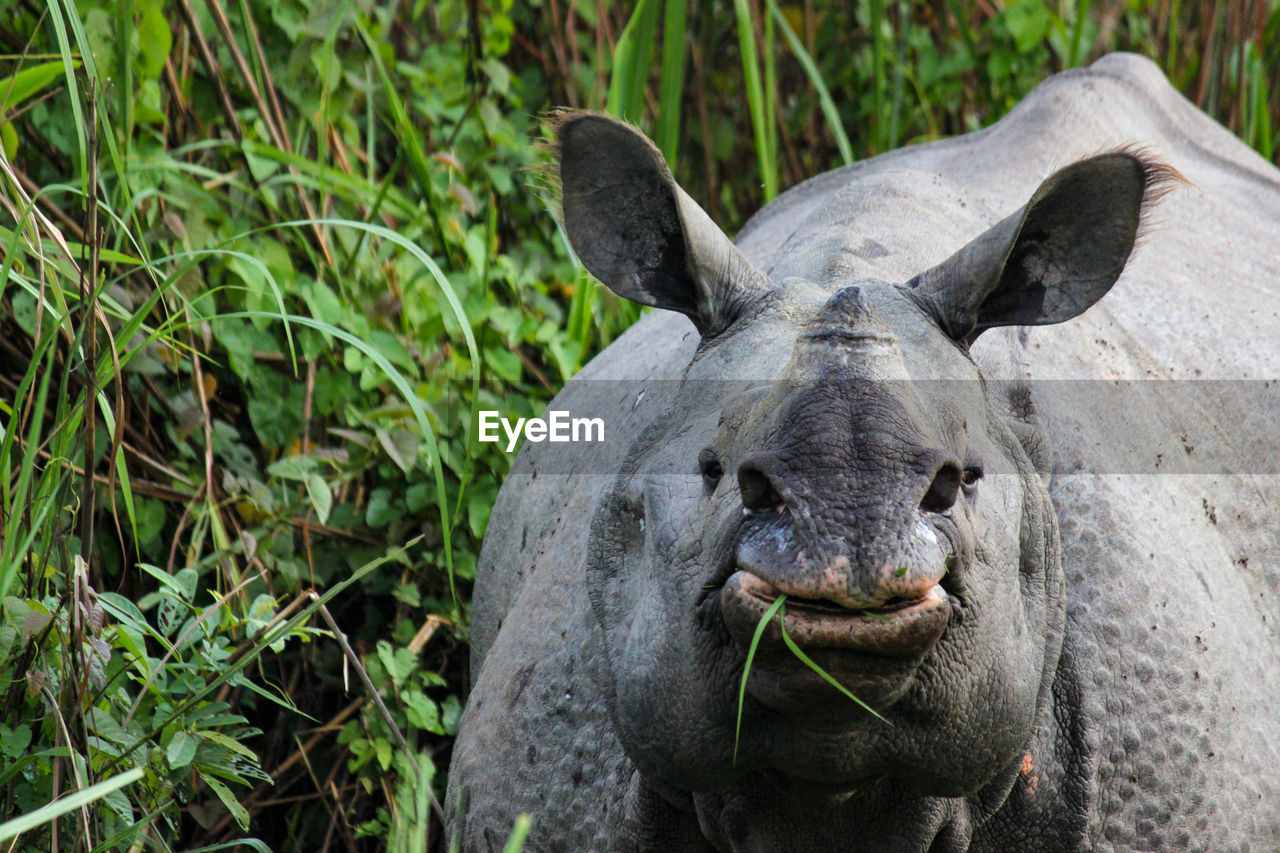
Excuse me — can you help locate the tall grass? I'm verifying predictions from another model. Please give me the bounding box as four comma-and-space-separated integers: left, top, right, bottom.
531, 0, 1279, 230
1, 0, 577, 848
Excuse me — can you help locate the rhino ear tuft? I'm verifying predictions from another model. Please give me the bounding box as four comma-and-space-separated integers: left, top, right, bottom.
553, 110, 768, 336
909, 150, 1182, 342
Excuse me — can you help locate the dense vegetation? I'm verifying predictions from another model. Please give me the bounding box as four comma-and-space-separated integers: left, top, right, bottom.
0, 0, 1275, 850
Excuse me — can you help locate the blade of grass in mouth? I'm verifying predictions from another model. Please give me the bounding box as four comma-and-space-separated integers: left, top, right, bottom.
734, 594, 890, 764
735, 594, 787, 765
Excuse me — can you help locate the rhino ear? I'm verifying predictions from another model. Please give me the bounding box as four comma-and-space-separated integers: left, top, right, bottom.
909, 151, 1179, 342
554, 111, 768, 336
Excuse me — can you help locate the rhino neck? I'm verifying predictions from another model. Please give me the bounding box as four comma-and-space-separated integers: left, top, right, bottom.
625, 734, 1093, 853
685, 776, 979, 852
970, 628, 1096, 850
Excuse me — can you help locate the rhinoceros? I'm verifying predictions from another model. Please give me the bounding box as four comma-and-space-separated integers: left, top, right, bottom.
446, 53, 1280, 851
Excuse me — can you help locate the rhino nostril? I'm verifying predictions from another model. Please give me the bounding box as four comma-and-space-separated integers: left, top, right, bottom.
921, 461, 962, 513
738, 461, 783, 512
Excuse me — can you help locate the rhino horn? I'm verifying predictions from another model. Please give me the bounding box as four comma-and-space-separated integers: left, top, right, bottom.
553, 111, 770, 336
787, 284, 910, 382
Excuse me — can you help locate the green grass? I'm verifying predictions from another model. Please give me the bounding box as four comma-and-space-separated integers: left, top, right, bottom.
594, 0, 1278, 230
734, 593, 786, 764
1, 0, 582, 847
734, 593, 888, 764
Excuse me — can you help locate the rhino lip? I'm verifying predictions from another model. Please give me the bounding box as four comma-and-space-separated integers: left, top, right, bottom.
720, 571, 949, 659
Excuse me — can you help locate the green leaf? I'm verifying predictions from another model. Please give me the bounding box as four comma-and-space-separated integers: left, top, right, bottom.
375, 640, 400, 686
174, 567, 199, 601
134, 497, 167, 544
0, 122, 15, 160
441, 695, 462, 736
365, 487, 399, 528
90, 707, 132, 746
405, 483, 431, 513
167, 730, 197, 769
403, 690, 442, 733
484, 347, 522, 384
196, 729, 259, 761
0, 61, 74, 113
467, 488, 492, 539
374, 736, 392, 771
135, 2, 172, 79
1, 724, 32, 758
305, 473, 332, 524
101, 785, 134, 823
375, 427, 419, 474
20, 606, 51, 644
200, 774, 249, 830
267, 454, 318, 481
392, 582, 421, 608
1002, 0, 1053, 54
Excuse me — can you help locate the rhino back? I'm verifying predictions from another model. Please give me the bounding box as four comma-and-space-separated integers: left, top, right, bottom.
736, 52, 1280, 275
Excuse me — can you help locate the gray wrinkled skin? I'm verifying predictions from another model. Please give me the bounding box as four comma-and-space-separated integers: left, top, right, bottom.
447, 54, 1280, 852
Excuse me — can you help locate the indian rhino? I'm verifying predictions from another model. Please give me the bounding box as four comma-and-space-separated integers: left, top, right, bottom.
446, 53, 1280, 851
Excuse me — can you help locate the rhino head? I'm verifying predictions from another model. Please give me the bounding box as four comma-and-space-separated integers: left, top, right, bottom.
555, 112, 1173, 844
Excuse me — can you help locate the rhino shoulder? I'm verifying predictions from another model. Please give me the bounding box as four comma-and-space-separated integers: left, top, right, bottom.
469, 310, 697, 672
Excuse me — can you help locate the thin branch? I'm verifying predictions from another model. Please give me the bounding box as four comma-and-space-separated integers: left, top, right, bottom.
314, 600, 446, 822
173, 0, 244, 140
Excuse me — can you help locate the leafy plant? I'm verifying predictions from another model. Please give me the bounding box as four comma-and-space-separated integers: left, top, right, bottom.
564, 0, 1278, 231
1, 0, 588, 847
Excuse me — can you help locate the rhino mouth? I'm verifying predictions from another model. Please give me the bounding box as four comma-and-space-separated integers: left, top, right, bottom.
719, 571, 949, 660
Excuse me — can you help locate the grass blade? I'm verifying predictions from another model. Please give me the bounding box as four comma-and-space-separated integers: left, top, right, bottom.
734, 592, 787, 763
779, 607, 890, 725
766, 0, 853, 165
1067, 0, 1092, 67
888, 0, 909, 149
501, 815, 532, 853
607, 0, 659, 121
764, 3, 777, 187
869, 0, 887, 151
1247, 42, 1273, 160
733, 591, 892, 767
0, 768, 144, 843
731, 0, 778, 200
655, 0, 689, 164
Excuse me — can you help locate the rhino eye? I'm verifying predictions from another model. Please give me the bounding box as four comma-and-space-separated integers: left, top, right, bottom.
699, 449, 724, 491
962, 465, 983, 490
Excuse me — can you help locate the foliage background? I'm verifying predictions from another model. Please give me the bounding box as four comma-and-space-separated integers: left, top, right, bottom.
0, 0, 1276, 850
